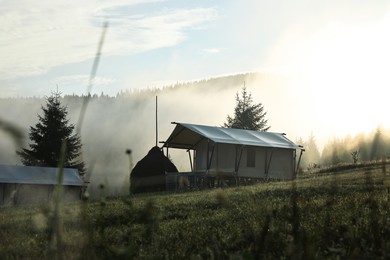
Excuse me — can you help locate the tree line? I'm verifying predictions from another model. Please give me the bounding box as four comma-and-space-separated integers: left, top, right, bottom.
321, 127, 390, 165
296, 127, 390, 172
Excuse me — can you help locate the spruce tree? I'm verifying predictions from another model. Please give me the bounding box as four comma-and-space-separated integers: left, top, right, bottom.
17, 92, 85, 175
224, 86, 270, 131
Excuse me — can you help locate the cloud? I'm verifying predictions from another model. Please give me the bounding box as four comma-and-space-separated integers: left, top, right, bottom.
105, 7, 218, 55
201, 48, 222, 54
0, 0, 217, 80
52, 75, 116, 87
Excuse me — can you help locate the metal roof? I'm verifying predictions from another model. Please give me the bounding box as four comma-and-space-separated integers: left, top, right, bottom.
163, 123, 301, 150
0, 165, 84, 186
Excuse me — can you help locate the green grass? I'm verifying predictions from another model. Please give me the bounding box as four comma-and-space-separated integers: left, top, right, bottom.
1, 168, 390, 259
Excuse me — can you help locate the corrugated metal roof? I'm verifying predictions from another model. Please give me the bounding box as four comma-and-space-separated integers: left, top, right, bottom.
163, 123, 301, 150
0, 165, 84, 186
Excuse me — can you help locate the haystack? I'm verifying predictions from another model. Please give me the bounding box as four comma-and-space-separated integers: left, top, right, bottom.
130, 146, 178, 194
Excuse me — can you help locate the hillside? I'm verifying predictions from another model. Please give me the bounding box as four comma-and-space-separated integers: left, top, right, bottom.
0, 166, 389, 258
1, 72, 288, 197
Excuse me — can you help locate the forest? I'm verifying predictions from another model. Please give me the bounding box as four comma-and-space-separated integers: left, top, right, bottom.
298, 127, 390, 171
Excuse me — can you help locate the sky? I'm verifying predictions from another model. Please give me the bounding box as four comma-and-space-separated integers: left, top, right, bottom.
1, 0, 390, 143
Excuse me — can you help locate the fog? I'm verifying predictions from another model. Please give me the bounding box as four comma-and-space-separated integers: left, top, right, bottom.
1, 72, 388, 197
2, 73, 288, 197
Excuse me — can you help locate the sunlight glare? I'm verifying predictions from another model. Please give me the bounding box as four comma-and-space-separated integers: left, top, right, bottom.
270, 18, 390, 141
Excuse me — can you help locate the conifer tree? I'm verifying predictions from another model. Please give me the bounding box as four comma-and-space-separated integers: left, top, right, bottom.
224, 85, 270, 131
306, 133, 321, 164
17, 92, 85, 175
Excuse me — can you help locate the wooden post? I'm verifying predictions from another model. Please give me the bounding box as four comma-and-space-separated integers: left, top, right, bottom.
155, 96, 158, 147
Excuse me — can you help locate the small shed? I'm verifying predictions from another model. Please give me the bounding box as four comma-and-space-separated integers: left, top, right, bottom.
162, 123, 304, 185
0, 165, 84, 205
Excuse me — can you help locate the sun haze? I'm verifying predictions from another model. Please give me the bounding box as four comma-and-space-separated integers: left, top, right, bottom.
261, 1, 390, 146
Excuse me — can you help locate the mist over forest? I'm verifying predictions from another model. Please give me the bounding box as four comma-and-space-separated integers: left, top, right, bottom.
1, 72, 389, 197
0, 73, 261, 196
297, 128, 390, 170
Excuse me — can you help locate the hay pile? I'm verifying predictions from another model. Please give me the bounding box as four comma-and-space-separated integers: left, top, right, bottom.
130, 146, 178, 194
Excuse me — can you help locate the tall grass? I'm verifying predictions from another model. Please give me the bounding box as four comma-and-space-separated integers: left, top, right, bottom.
1, 168, 390, 258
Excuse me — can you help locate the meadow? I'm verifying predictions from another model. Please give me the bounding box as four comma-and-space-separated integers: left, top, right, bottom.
1, 166, 390, 259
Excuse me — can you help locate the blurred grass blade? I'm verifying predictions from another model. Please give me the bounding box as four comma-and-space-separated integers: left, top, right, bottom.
0, 118, 24, 147
77, 21, 108, 133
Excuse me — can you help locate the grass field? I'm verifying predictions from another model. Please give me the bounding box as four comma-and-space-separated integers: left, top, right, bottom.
1, 166, 390, 259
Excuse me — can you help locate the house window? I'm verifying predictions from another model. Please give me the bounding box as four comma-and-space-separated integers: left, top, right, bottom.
247, 147, 256, 167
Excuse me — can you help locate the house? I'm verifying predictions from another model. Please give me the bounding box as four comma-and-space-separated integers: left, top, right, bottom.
0, 165, 85, 205
162, 123, 304, 188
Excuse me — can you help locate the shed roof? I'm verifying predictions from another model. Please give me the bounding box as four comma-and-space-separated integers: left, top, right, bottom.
163, 123, 301, 150
0, 165, 84, 186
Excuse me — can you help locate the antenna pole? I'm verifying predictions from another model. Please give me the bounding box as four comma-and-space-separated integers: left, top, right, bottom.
155, 96, 158, 147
